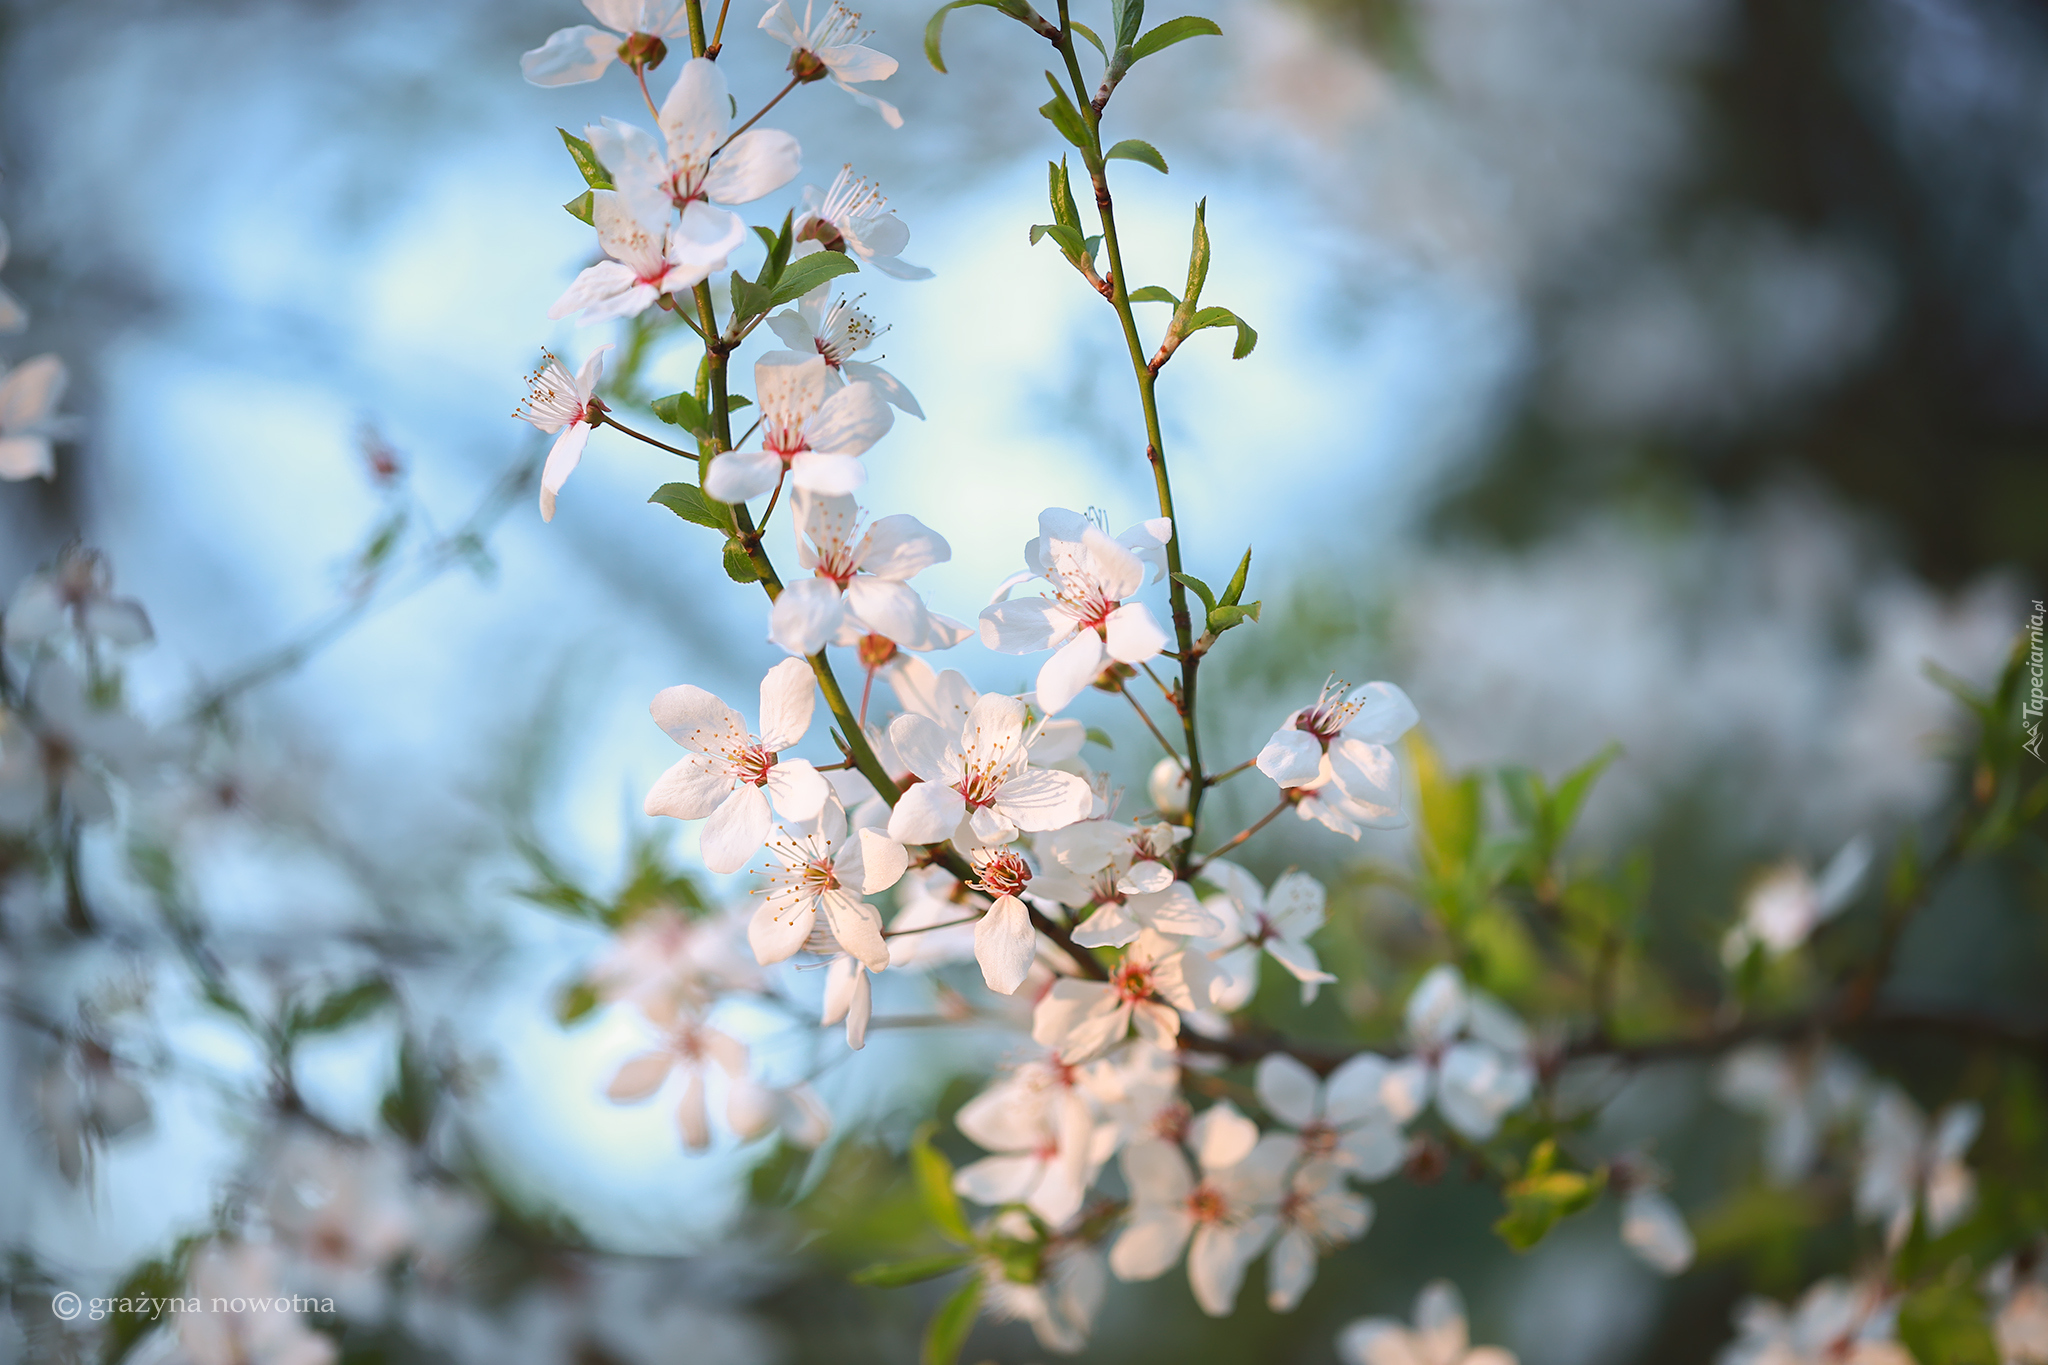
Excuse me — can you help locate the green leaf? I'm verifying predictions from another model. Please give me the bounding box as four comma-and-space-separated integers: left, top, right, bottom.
1170, 572, 1217, 613
912, 1125, 974, 1244
1495, 1140, 1606, 1252
753, 210, 795, 293
1030, 222, 1089, 260
1165, 199, 1213, 345
1128, 285, 1179, 305
554, 978, 601, 1026
1110, 0, 1145, 51
727, 394, 754, 412
651, 392, 712, 437
1206, 604, 1255, 633
729, 271, 773, 329
1219, 545, 1251, 605
1106, 138, 1169, 173
1897, 1282, 1999, 1365
767, 249, 860, 308
1048, 158, 1084, 233
924, 0, 1052, 72
290, 978, 391, 1035
852, 1252, 974, 1287
1190, 304, 1258, 358
564, 190, 595, 225
723, 538, 762, 583
1070, 20, 1107, 59
1085, 726, 1115, 749
650, 482, 728, 530
922, 1277, 983, 1365
1038, 71, 1093, 152
1130, 14, 1222, 60
558, 128, 614, 189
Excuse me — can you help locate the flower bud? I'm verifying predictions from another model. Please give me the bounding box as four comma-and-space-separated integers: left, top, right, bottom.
617, 32, 668, 71
1148, 757, 1189, 815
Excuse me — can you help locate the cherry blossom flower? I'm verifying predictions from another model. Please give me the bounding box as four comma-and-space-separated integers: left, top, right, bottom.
548, 190, 718, 324
767, 281, 922, 416
761, 5, 903, 129
0, 354, 70, 482
1257, 677, 1417, 823
0, 220, 26, 332
521, 0, 692, 86
1855, 1086, 1979, 1250
703, 352, 891, 503
604, 995, 749, 1150
1109, 1103, 1286, 1316
1031, 929, 1208, 1062
180, 1241, 337, 1365
1033, 819, 1219, 949
1253, 1052, 1411, 1180
1267, 1157, 1372, 1312
1721, 835, 1872, 963
746, 801, 898, 971
953, 1054, 1107, 1224
968, 846, 1041, 993
585, 57, 801, 243
795, 165, 930, 277
884, 691, 1094, 847
1715, 1042, 1867, 1184
1198, 862, 1337, 1006
769, 491, 951, 657
0, 660, 149, 828
975, 1218, 1108, 1354
260, 1131, 421, 1314
1717, 1278, 1911, 1365
980, 509, 1175, 714
1394, 965, 1535, 1141
37, 1038, 150, 1184
1620, 1187, 1696, 1275
727, 1077, 833, 1148
515, 345, 611, 522
641, 659, 830, 874
1338, 1281, 1518, 1365
4, 546, 153, 648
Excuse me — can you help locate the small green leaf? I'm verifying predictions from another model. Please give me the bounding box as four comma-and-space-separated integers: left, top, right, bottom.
291, 979, 392, 1035
1030, 222, 1089, 260
767, 250, 860, 308
1085, 726, 1115, 749
1110, 0, 1145, 51
723, 539, 762, 583
1128, 285, 1179, 305
555, 979, 601, 1026
1048, 158, 1084, 233
912, 1125, 974, 1244
1106, 138, 1169, 173
922, 1277, 983, 1365
564, 190, 595, 225
1170, 572, 1217, 613
727, 394, 754, 412
650, 482, 728, 530
924, 0, 1052, 72
754, 210, 795, 292
1495, 1141, 1606, 1252
1038, 72, 1093, 152
1219, 545, 1252, 605
558, 128, 614, 189
651, 392, 712, 437
1130, 14, 1222, 60
1165, 200, 1213, 345
852, 1252, 974, 1287
1189, 303, 1258, 359
730, 271, 773, 329
1070, 20, 1107, 59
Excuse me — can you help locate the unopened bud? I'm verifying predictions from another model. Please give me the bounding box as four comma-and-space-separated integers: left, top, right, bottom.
1090, 661, 1137, 692
618, 32, 669, 71
1148, 757, 1189, 815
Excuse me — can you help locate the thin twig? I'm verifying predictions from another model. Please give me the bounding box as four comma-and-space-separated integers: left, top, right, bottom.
717, 77, 800, 152
1196, 798, 1290, 867
1118, 681, 1182, 763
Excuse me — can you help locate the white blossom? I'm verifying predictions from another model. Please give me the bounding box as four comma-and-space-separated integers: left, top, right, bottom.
5, 546, 153, 648
0, 354, 70, 482
259, 1131, 425, 1314
515, 345, 612, 522
587, 906, 763, 1013
980, 508, 1174, 715
1394, 965, 1535, 1142
761, 6, 903, 128
1033, 819, 1219, 949
1109, 1104, 1287, 1316
1338, 1280, 1518, 1365
1149, 755, 1190, 814
953, 1055, 1108, 1225
548, 190, 719, 324
0, 660, 149, 829
1031, 929, 1208, 1062
1620, 1187, 1695, 1275
1855, 1086, 1979, 1250
641, 658, 830, 874
1198, 862, 1337, 1005
977, 1230, 1107, 1356
1715, 1042, 1867, 1184
1722, 835, 1872, 963
1253, 1051, 1410, 1180
521, 0, 692, 86
1267, 1157, 1371, 1313
703, 352, 891, 503
794, 165, 930, 277
967, 846, 1041, 994
883, 866, 982, 968
727, 1077, 833, 1148
1257, 677, 1417, 827
769, 491, 951, 657
1717, 1278, 1912, 1365
746, 801, 898, 972
885, 691, 1094, 847
179, 1241, 337, 1365
605, 994, 750, 1149
767, 280, 922, 416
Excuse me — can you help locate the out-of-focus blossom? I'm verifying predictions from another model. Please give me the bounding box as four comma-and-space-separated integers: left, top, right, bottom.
954, 1054, 1107, 1225
1266, 1157, 1372, 1312
1856, 1086, 1979, 1250
587, 906, 763, 1013
703, 353, 891, 503
515, 346, 611, 522
794, 166, 928, 276
1149, 756, 1190, 815
0, 354, 70, 482
261, 1131, 423, 1313
1620, 1187, 1695, 1275
1253, 1051, 1410, 1179
1034, 819, 1216, 949
521, 0, 691, 86
883, 867, 982, 968
1393, 965, 1535, 1141
180, 1241, 337, 1365
0, 659, 150, 828
1257, 678, 1417, 828
604, 995, 749, 1150
641, 659, 830, 874
1715, 1042, 1866, 1184
37, 1038, 151, 1183
5, 547, 153, 648
1722, 835, 1872, 963
977, 1222, 1107, 1355
1338, 1280, 1518, 1365
727, 1077, 833, 1148
1987, 1250, 2048, 1365
1198, 862, 1336, 1006
1717, 1278, 1912, 1365
762, 8, 902, 128
769, 491, 951, 657
980, 509, 1174, 715
1109, 1103, 1286, 1316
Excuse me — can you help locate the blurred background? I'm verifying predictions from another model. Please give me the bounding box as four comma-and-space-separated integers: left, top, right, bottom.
0, 0, 2041, 1360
